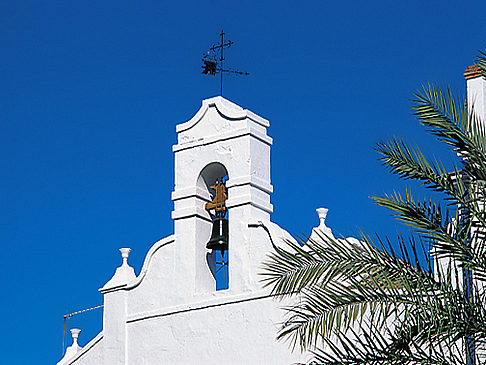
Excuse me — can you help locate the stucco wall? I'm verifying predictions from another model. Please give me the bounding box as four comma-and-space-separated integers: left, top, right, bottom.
126, 294, 305, 364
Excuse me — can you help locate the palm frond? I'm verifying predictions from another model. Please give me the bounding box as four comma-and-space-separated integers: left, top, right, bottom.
263, 50, 486, 364
413, 85, 486, 182
476, 51, 486, 79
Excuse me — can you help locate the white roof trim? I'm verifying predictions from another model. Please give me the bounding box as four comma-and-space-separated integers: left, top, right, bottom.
176, 96, 269, 133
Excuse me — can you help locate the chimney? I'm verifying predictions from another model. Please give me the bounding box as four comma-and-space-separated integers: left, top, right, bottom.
465, 64, 486, 125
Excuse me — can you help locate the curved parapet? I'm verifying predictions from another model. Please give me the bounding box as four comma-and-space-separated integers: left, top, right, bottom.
98, 235, 175, 294
173, 96, 272, 152
176, 96, 269, 133
125, 235, 175, 290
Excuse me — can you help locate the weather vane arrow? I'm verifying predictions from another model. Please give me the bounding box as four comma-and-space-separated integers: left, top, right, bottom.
201, 30, 249, 96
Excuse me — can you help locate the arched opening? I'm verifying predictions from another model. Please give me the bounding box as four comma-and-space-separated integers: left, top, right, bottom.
198, 162, 229, 291
197, 162, 228, 195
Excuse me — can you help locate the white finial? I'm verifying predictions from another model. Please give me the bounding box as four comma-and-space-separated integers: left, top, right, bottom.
70, 328, 81, 347
120, 248, 131, 266
309, 208, 334, 244
316, 208, 328, 226
99, 247, 136, 293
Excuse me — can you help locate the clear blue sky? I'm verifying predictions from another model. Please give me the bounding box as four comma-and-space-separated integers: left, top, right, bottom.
1, 1, 486, 363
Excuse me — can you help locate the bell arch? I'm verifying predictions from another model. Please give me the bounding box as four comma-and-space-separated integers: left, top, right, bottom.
196, 162, 228, 202
197, 162, 229, 290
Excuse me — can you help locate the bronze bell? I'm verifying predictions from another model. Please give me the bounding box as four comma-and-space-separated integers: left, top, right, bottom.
206, 217, 229, 251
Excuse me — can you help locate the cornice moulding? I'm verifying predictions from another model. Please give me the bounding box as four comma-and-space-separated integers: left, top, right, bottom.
173, 126, 272, 152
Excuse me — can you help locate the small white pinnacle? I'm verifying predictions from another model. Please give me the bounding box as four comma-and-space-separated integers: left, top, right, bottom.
316, 208, 328, 226
70, 328, 81, 347
120, 248, 131, 266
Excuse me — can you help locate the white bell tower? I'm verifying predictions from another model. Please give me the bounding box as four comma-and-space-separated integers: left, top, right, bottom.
57, 96, 307, 365
171, 96, 273, 294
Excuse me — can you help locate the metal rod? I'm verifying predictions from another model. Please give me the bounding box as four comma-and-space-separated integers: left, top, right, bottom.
62, 315, 66, 357
221, 250, 228, 288
220, 29, 224, 96
64, 304, 104, 318
202, 30, 247, 95
248, 221, 276, 248
61, 304, 104, 358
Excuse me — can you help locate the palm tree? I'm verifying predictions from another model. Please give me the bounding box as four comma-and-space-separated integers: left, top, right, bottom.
262, 53, 486, 364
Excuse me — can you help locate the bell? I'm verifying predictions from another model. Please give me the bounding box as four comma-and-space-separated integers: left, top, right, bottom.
206, 217, 229, 251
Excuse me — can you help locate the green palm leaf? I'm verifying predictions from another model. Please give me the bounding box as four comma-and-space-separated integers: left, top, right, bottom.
262, 51, 486, 364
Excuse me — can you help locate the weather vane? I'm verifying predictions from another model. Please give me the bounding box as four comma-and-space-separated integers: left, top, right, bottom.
202, 30, 249, 96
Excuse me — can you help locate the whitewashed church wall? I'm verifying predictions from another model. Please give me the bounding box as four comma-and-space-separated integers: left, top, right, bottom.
249, 137, 271, 183
125, 295, 305, 365
124, 219, 291, 319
